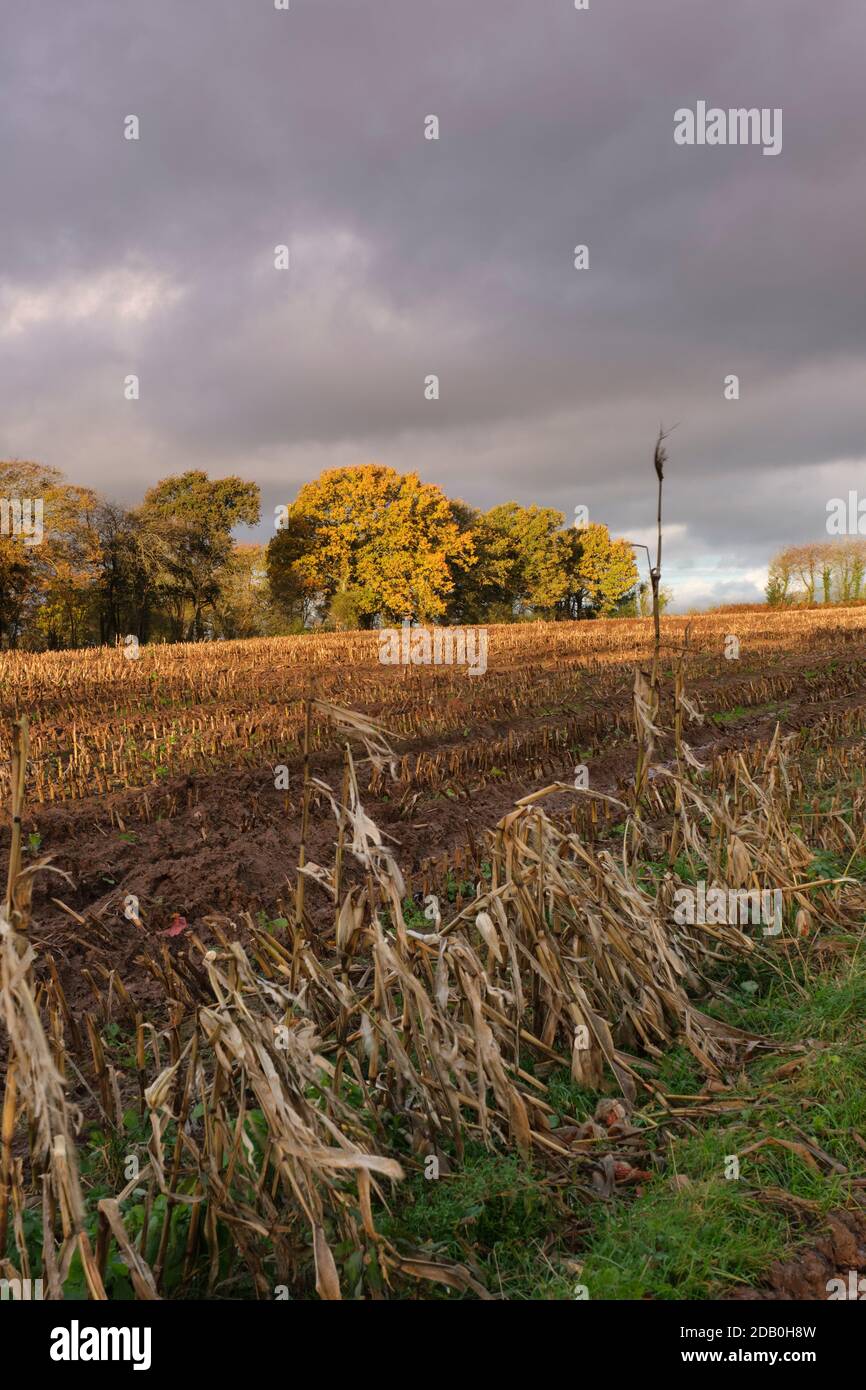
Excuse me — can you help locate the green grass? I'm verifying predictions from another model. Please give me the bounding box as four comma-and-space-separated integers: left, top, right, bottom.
381, 1146, 574, 1299
576, 955, 866, 1299
378, 837, 866, 1299
382, 950, 866, 1300
711, 701, 792, 727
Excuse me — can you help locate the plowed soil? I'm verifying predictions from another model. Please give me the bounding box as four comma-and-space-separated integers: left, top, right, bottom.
6, 680, 864, 1023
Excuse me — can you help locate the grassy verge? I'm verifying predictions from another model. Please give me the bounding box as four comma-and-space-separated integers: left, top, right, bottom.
384, 941, 866, 1299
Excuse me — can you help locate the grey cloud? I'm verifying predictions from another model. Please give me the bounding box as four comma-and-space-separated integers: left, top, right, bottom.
1, 0, 865, 605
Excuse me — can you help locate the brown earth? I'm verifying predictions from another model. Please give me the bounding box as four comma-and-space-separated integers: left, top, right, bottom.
728, 1209, 866, 1300
1, 680, 861, 1034
2, 666, 866, 1301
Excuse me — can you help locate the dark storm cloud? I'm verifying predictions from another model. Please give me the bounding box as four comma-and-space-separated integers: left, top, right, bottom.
2, 0, 865, 605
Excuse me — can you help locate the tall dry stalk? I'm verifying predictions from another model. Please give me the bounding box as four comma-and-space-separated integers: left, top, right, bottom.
630, 429, 670, 807
3, 716, 29, 934
1, 716, 29, 1262
649, 426, 668, 691
294, 689, 314, 928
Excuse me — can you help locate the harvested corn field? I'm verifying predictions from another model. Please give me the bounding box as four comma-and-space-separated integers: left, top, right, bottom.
3, 608, 866, 1305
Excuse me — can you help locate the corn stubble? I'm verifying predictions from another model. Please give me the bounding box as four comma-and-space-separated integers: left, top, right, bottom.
1, 606, 865, 808
2, 654, 865, 1301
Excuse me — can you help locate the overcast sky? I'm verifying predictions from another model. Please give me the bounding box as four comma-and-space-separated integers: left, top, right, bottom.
2, 0, 865, 608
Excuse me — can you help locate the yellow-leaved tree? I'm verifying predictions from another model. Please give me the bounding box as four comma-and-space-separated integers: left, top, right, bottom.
268, 465, 475, 627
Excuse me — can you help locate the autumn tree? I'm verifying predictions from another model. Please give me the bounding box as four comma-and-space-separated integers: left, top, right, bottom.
835, 538, 866, 602
0, 461, 46, 647
266, 509, 323, 628
559, 523, 639, 617
139, 471, 260, 640
767, 540, 866, 606
268, 465, 473, 626
90, 502, 167, 644
766, 549, 794, 606
476, 503, 570, 618
448, 504, 638, 622
788, 543, 823, 603
0, 461, 103, 649
215, 543, 283, 638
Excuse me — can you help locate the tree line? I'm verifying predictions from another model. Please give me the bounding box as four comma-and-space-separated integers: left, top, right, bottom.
766, 539, 866, 606
0, 460, 260, 650
267, 464, 642, 629
0, 460, 644, 650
